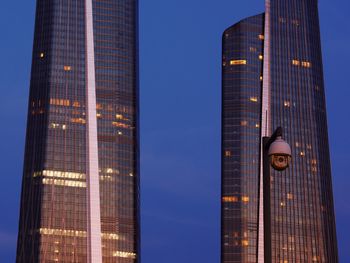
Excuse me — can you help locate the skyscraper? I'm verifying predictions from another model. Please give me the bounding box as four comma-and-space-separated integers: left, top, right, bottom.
221, 1, 338, 262
16, 0, 139, 262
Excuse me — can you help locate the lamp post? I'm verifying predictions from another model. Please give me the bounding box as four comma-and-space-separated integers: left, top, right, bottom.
262, 127, 291, 263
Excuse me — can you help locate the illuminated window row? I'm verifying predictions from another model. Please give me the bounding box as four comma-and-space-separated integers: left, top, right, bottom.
250, 97, 258, 102
100, 175, 114, 182
39, 228, 86, 238
39, 228, 125, 240
292, 59, 312, 68
71, 118, 86, 124
50, 98, 82, 108
112, 121, 131, 129
101, 233, 122, 240
230, 60, 247, 65
33, 170, 86, 180
240, 120, 260, 128
50, 123, 67, 130
42, 178, 86, 188
113, 251, 137, 259
222, 196, 250, 203
104, 168, 119, 174
50, 98, 70, 107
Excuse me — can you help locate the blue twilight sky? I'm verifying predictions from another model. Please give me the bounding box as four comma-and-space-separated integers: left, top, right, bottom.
0, 0, 349, 262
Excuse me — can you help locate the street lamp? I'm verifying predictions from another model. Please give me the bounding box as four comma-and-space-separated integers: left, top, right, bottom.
262, 127, 291, 262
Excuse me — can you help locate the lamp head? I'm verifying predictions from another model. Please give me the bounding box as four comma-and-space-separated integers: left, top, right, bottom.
268, 136, 292, 171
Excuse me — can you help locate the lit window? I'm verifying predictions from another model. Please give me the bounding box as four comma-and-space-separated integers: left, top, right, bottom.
42, 178, 86, 188
295, 142, 300, 147
242, 196, 250, 202
50, 98, 70, 106
71, 118, 86, 124
113, 251, 137, 259
292, 59, 300, 66
73, 101, 80, 107
284, 101, 291, 107
112, 122, 130, 129
250, 97, 258, 102
302, 61, 311, 68
39, 228, 125, 241
241, 120, 248, 126
96, 113, 102, 118
222, 196, 239, 203
255, 123, 260, 128
258, 55, 263, 60
258, 34, 264, 40
34, 170, 85, 180
225, 151, 232, 157
242, 240, 249, 246
287, 193, 294, 200
101, 233, 121, 240
311, 159, 317, 165
230, 59, 247, 65
50, 123, 60, 129
106, 168, 115, 174
280, 201, 286, 207
260, 76, 263, 81
116, 114, 123, 120
300, 152, 305, 156
64, 65, 71, 71
40, 52, 45, 58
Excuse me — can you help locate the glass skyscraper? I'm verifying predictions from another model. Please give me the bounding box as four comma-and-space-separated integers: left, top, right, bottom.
221, 0, 338, 262
16, 0, 139, 262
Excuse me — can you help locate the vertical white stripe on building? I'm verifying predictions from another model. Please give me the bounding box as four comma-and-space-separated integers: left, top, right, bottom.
258, 0, 272, 262
85, 0, 102, 262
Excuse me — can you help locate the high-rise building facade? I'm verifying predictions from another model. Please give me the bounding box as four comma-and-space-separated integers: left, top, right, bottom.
221, 1, 338, 262
16, 0, 139, 262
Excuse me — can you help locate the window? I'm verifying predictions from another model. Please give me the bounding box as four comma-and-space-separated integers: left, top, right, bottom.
258, 34, 264, 40
64, 65, 71, 71
302, 61, 311, 68
241, 120, 248, 126
230, 59, 247, 65
222, 196, 239, 203
292, 59, 300, 66
242, 196, 249, 202
250, 97, 258, 102
284, 101, 291, 107
242, 240, 249, 246
258, 55, 263, 60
